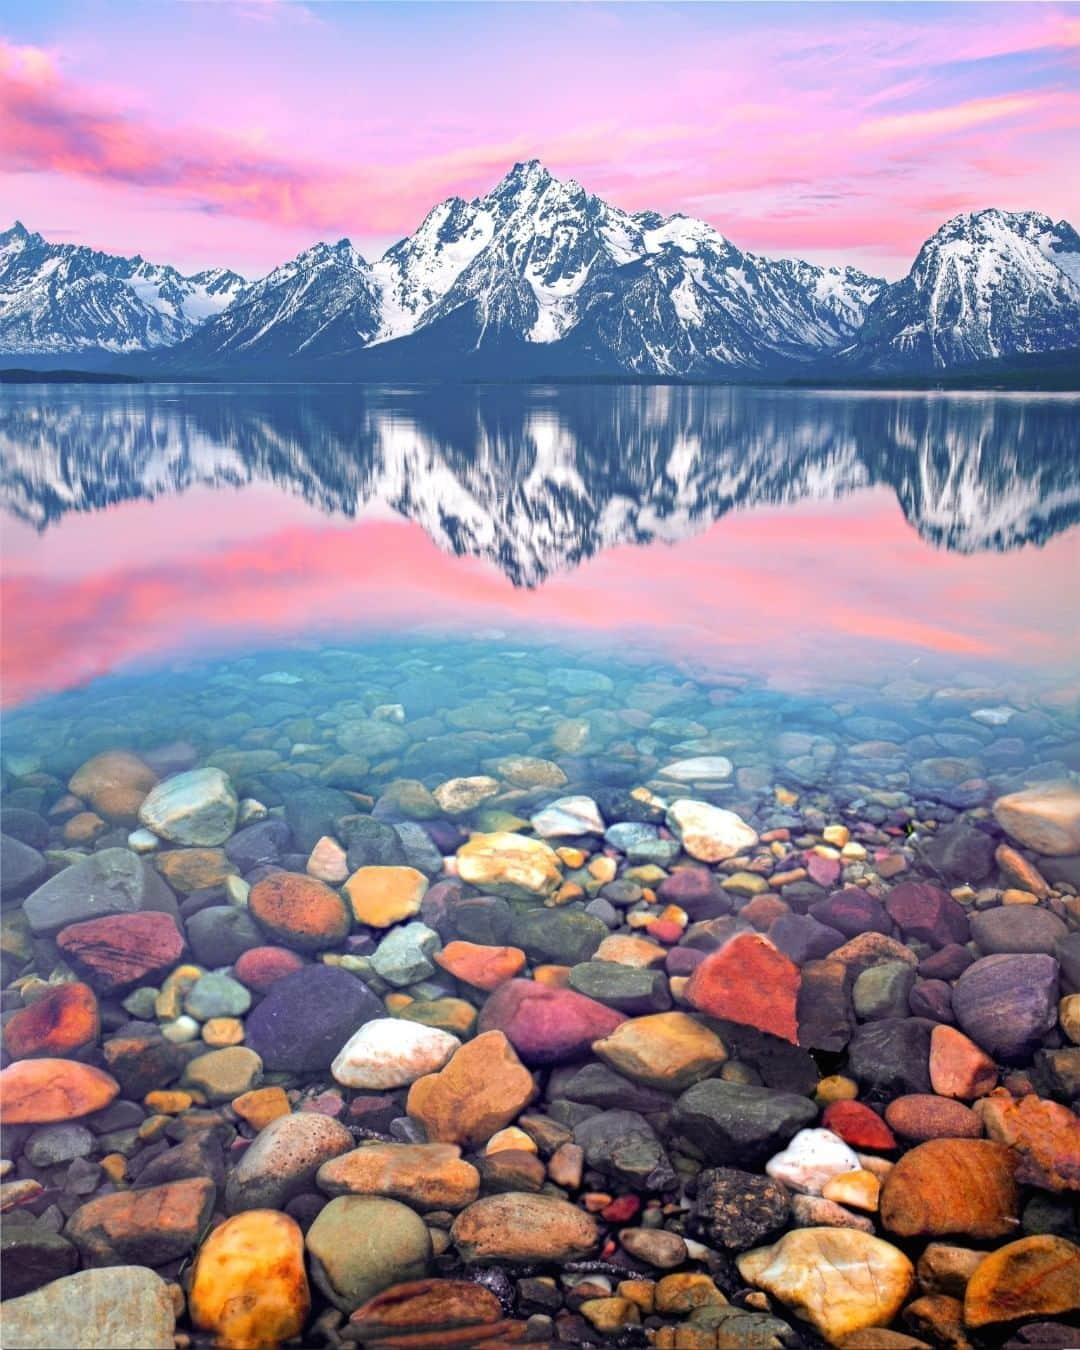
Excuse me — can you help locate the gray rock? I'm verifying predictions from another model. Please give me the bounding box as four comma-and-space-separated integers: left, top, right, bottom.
848, 1017, 935, 1096
24, 1124, 95, 1168
511, 908, 607, 966
183, 971, 252, 1020
393, 822, 444, 877
0, 833, 47, 901
23, 848, 179, 937
573, 1109, 676, 1190
0, 1217, 78, 1299
673, 1080, 817, 1164
970, 906, 1068, 956
690, 1166, 791, 1250
185, 905, 263, 967
852, 961, 917, 1021
138, 768, 238, 845
0, 1265, 176, 1349
226, 1111, 352, 1213
370, 922, 441, 987
567, 962, 671, 1013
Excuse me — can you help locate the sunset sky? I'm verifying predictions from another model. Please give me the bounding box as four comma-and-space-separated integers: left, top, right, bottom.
1, 1, 1077, 280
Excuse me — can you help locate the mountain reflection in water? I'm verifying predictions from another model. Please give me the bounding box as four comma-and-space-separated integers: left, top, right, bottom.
1, 383, 1078, 703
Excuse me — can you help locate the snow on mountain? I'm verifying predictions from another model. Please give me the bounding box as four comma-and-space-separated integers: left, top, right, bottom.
845, 209, 1080, 371
0, 223, 245, 356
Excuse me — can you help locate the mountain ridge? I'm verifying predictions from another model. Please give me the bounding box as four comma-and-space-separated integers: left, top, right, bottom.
2, 163, 1078, 377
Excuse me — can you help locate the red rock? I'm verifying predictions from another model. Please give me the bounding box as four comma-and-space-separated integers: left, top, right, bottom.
233, 945, 306, 993
476, 979, 625, 1065
249, 872, 350, 952
600, 1195, 641, 1223
435, 941, 526, 991
822, 1100, 897, 1152
56, 911, 185, 994
684, 934, 800, 1044
1, 982, 100, 1058
646, 920, 683, 945
929, 1024, 998, 1100
884, 1094, 983, 1141
886, 881, 970, 948
0, 1058, 120, 1123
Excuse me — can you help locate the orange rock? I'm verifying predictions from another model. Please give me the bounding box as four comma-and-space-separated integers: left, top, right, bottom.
62, 811, 108, 845
406, 1031, 536, 1148
929, 1025, 998, 1100
69, 750, 158, 824
684, 933, 800, 1043
434, 941, 526, 990
65, 1176, 216, 1266
348, 1278, 502, 1340
533, 965, 571, 987
592, 934, 667, 968
964, 1235, 1080, 1327
344, 866, 428, 928
975, 1089, 1080, 1192
0, 1057, 119, 1123
232, 1085, 291, 1130
880, 1139, 1019, 1239
156, 848, 236, 894
2, 982, 100, 1059
249, 872, 350, 952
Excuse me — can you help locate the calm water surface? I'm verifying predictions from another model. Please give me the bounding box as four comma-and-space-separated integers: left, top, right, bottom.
1, 383, 1078, 788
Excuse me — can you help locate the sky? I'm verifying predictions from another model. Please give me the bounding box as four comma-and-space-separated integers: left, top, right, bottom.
0, 2, 1078, 280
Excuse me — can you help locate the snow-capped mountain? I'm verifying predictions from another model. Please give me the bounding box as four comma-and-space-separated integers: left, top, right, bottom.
0, 223, 245, 358
2, 384, 1075, 582
160, 161, 886, 376
845, 209, 1080, 371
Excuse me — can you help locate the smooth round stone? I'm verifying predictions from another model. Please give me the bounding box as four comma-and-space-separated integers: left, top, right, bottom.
190, 1210, 309, 1348
249, 872, 351, 952
530, 796, 605, 837
620, 1227, 687, 1268
993, 783, 1080, 856
665, 800, 758, 862
244, 964, 382, 1073
593, 1012, 727, 1091
316, 1142, 479, 1210
305, 1196, 432, 1312
821, 1101, 897, 1152
24, 1122, 95, 1167
225, 1111, 353, 1213
970, 905, 1068, 956
232, 945, 306, 993
184, 972, 251, 1021
451, 1192, 598, 1264
347, 1278, 502, 1343
658, 756, 733, 783
964, 1235, 1080, 1327
138, 768, 239, 846
885, 1094, 982, 1141
182, 1046, 262, 1102
952, 953, 1059, 1062
737, 1228, 913, 1343
476, 979, 624, 1065
433, 776, 501, 817
0, 1266, 176, 1349
2, 982, 100, 1059
0, 1058, 119, 1124
765, 1128, 862, 1196
0, 833, 47, 900
880, 1139, 1019, 1238
331, 1018, 460, 1090
69, 751, 159, 825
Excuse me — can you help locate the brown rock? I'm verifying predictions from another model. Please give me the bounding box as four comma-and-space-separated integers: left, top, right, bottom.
317, 1143, 480, 1210
155, 848, 236, 894
902, 1293, 968, 1350
995, 844, 1050, 898
451, 1192, 598, 1264
65, 1177, 215, 1267
249, 872, 350, 952
0, 1057, 119, 1123
929, 1025, 998, 1100
880, 1139, 1019, 1239
829, 932, 919, 976
993, 783, 1080, 857
684, 934, 800, 1043
2, 982, 99, 1058
917, 1243, 986, 1298
69, 750, 158, 824
348, 1278, 503, 1340
63, 811, 108, 845
57, 911, 185, 995
884, 1094, 983, 1142
975, 1089, 1080, 1192
965, 1235, 1080, 1327
592, 1012, 728, 1090
406, 1031, 535, 1148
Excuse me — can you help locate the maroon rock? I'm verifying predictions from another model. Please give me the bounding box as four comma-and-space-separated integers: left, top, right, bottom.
476, 979, 625, 1065
909, 979, 954, 1023
885, 881, 969, 947
232, 945, 306, 993
657, 867, 730, 918
810, 889, 891, 939
919, 944, 974, 981
56, 911, 184, 994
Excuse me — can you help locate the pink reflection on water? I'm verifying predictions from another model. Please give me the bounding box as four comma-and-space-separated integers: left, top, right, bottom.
2, 482, 1078, 707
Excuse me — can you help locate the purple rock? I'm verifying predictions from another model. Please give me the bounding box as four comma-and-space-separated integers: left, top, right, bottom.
768, 913, 845, 965
656, 868, 731, 918
225, 820, 292, 872
885, 881, 969, 947
918, 943, 973, 981
666, 946, 706, 977
909, 979, 954, 1023
244, 964, 382, 1072
806, 855, 842, 889
810, 888, 891, 939
953, 953, 1059, 1063
476, 979, 624, 1065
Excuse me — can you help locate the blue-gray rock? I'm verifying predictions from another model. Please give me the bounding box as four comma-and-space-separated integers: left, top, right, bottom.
23, 848, 178, 938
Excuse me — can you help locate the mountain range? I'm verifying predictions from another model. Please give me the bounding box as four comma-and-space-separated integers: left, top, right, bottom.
2, 162, 1078, 378
2, 384, 1075, 583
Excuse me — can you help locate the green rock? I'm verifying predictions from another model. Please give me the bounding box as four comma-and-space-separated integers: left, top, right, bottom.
304, 1195, 432, 1311
852, 960, 916, 1021
511, 908, 607, 965
567, 962, 671, 1013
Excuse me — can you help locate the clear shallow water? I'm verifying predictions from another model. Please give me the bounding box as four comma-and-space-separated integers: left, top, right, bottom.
0, 382, 1078, 753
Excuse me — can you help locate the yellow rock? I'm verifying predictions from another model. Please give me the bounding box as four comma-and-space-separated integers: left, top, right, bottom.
456, 832, 563, 899
533, 965, 572, 987
721, 871, 769, 897
776, 787, 799, 806
486, 1126, 537, 1155
406, 1031, 536, 1148
579, 1297, 640, 1332
1002, 888, 1039, 906
557, 846, 588, 868
144, 1090, 193, 1114
384, 992, 413, 1013
587, 856, 618, 884
593, 934, 666, 968
1060, 994, 1080, 1045
190, 1210, 310, 1349
202, 1017, 245, 1047
100, 1153, 127, 1182
816, 1075, 860, 1105
232, 1086, 291, 1130
737, 1227, 913, 1343
155, 965, 205, 1021
654, 1272, 727, 1314
593, 1012, 727, 1091
824, 825, 851, 847
343, 866, 428, 928
616, 1279, 656, 1315
822, 1169, 881, 1212
398, 997, 477, 1038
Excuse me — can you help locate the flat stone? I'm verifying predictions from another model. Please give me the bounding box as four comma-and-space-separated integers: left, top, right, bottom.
138, 767, 239, 845
343, 865, 429, 928
993, 783, 1080, 856
332, 1018, 460, 1090
658, 756, 733, 782
23, 848, 178, 938
567, 962, 671, 1013
593, 1011, 727, 1091
0, 1058, 119, 1124
451, 1192, 598, 1264
476, 979, 624, 1065
673, 1079, 817, 1165
684, 934, 800, 1044
225, 1110, 352, 1212
510, 908, 607, 966
953, 953, 1059, 1062
456, 832, 562, 899
306, 1195, 431, 1312
244, 964, 383, 1072
821, 1100, 898, 1151
0, 1266, 175, 1349
976, 1090, 1080, 1191
666, 799, 758, 862
56, 911, 184, 995
0, 834, 47, 900
24, 1122, 94, 1166
880, 1138, 1019, 1238
971, 905, 1068, 956
65, 1177, 215, 1267
406, 1030, 535, 1148
348, 1278, 502, 1340
249, 872, 351, 951
0, 1218, 78, 1299
964, 1235, 1080, 1327
433, 776, 501, 816
182, 1046, 262, 1101
620, 1227, 687, 1268
737, 1227, 913, 1343
155, 847, 235, 893
317, 1142, 479, 1210
848, 1018, 934, 1096
491, 755, 568, 789
189, 1210, 309, 1349
185, 971, 251, 1020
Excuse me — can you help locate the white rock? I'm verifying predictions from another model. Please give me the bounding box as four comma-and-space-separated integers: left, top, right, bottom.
665, 799, 758, 862
332, 1018, 460, 1090
765, 1128, 861, 1195
258, 671, 303, 684
658, 756, 733, 782
434, 776, 501, 817
530, 795, 605, 838
160, 1015, 200, 1044
126, 828, 160, 855
138, 768, 239, 846
971, 706, 1017, 726
307, 835, 349, 883
373, 703, 406, 723
237, 798, 268, 824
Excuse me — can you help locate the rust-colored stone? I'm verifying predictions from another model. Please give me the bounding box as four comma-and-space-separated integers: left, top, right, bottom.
65, 1176, 215, 1267
1, 982, 100, 1058
57, 910, 184, 994
0, 1057, 119, 1123
975, 1089, 1080, 1192
434, 941, 526, 990
249, 872, 350, 952
684, 934, 800, 1044
155, 847, 236, 894
965, 1235, 1080, 1327
406, 1031, 535, 1148
880, 1139, 1019, 1239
